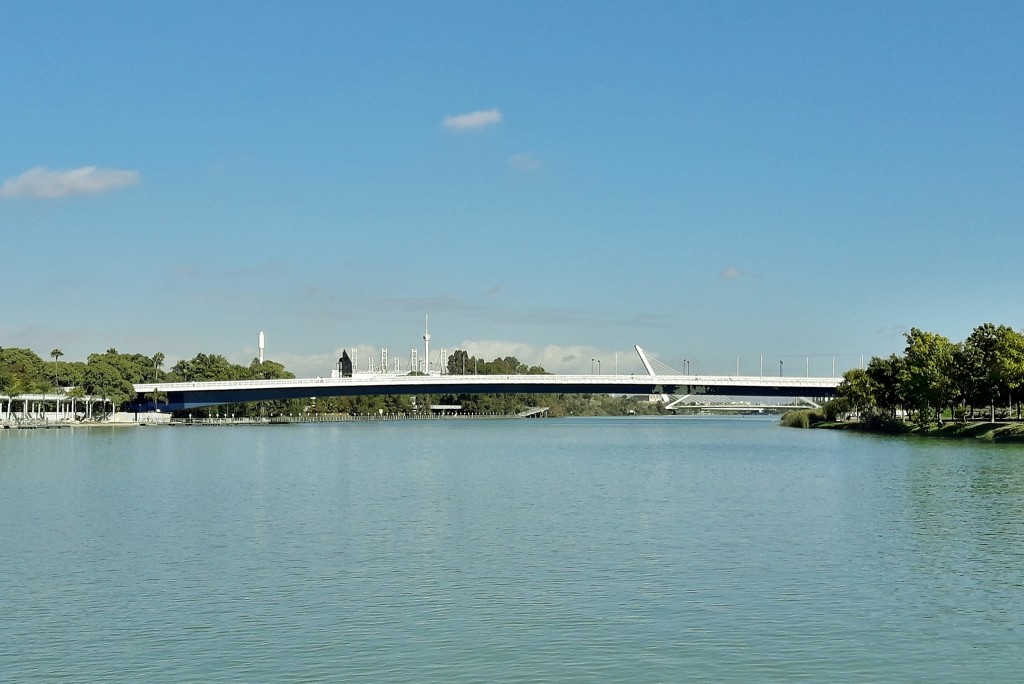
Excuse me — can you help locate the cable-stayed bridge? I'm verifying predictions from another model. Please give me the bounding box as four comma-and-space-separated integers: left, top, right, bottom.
133, 346, 842, 412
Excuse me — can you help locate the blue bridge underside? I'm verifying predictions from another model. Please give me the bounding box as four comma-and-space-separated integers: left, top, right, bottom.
135, 380, 836, 412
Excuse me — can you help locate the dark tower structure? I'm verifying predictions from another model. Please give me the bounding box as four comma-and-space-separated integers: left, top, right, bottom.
339, 350, 353, 378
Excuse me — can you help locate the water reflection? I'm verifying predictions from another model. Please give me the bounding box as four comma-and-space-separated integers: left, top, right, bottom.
3, 419, 1024, 682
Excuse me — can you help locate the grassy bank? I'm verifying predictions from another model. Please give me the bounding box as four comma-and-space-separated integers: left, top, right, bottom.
782, 409, 1024, 443
907, 421, 1024, 442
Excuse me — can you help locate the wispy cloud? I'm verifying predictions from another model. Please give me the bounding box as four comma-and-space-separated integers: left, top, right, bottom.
508, 152, 541, 171
0, 165, 140, 198
172, 264, 203, 278
719, 266, 758, 281
224, 260, 289, 280
876, 325, 910, 340
443, 108, 502, 131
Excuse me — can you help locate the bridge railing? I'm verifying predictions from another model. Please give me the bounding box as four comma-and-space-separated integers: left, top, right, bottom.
134, 372, 842, 394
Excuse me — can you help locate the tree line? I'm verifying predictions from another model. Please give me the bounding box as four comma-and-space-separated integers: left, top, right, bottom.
0, 346, 295, 417
1, 346, 664, 418
835, 323, 1024, 426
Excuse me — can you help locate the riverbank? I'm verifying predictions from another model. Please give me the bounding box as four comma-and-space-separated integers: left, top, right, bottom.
796, 416, 1024, 443
1, 420, 140, 430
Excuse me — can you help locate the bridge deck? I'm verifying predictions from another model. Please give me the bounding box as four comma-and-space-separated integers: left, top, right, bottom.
134, 373, 841, 411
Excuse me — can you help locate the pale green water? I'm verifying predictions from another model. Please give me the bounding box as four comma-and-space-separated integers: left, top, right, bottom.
2, 417, 1023, 681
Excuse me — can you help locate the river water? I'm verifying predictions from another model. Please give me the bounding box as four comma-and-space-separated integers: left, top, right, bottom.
2, 417, 1023, 681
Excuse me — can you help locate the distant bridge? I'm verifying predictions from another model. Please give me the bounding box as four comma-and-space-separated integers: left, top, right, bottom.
133, 370, 841, 412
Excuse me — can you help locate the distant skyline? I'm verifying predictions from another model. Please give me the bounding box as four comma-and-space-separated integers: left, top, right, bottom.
2, 1, 1022, 377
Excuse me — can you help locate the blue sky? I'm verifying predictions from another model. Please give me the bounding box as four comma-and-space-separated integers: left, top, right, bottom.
2, 1, 1022, 377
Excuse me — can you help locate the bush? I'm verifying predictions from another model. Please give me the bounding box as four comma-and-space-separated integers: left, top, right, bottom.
781, 409, 827, 428
781, 410, 809, 428
862, 411, 908, 433
823, 397, 852, 422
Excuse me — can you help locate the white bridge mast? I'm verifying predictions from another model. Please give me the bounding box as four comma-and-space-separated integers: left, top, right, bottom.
635, 345, 673, 404
634, 345, 658, 377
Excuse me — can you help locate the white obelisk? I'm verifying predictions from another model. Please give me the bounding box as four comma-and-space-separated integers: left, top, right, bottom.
423, 315, 430, 375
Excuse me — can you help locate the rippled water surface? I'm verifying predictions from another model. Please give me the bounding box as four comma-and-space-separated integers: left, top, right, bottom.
3, 417, 1024, 681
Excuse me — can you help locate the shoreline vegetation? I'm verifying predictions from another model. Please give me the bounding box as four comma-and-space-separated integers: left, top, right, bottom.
780, 320, 1024, 444
780, 409, 1024, 443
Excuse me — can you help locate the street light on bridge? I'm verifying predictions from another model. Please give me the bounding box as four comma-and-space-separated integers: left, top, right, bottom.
780, 360, 784, 377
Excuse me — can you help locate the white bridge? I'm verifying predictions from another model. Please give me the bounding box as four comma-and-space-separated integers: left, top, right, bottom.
133, 346, 841, 411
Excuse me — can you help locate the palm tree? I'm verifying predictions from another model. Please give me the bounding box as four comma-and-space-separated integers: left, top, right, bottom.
51, 348, 63, 388
146, 389, 168, 412
153, 352, 165, 382
0, 372, 9, 423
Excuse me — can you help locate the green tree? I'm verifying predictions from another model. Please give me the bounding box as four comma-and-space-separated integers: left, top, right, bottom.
83, 357, 136, 413
993, 326, 1024, 419
901, 328, 956, 426
951, 324, 1024, 420
866, 354, 906, 418
836, 368, 877, 415
0, 347, 50, 389
249, 358, 293, 380
87, 349, 156, 385
447, 350, 471, 375
171, 353, 245, 382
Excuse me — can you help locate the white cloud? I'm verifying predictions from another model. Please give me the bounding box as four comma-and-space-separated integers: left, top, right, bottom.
443, 108, 502, 131
508, 152, 541, 171
0, 165, 140, 198
457, 340, 645, 375
267, 350, 343, 378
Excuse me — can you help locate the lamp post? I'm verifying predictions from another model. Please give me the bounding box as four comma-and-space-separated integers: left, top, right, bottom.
597, 359, 601, 374
779, 360, 784, 377
591, 358, 595, 374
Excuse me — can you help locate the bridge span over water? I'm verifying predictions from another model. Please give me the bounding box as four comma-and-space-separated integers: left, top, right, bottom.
134, 372, 841, 412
